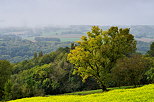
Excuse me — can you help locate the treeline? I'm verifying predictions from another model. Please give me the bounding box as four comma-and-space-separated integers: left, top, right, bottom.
0, 47, 99, 101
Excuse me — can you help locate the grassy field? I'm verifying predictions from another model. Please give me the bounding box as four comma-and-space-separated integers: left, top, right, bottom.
8, 84, 154, 102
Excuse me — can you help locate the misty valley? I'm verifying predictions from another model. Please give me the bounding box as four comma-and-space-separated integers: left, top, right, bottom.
0, 25, 153, 63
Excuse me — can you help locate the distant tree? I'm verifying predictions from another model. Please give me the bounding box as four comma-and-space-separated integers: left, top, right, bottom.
0, 60, 12, 100
68, 26, 136, 91
33, 52, 37, 58
39, 51, 43, 57
112, 54, 151, 87
147, 42, 154, 57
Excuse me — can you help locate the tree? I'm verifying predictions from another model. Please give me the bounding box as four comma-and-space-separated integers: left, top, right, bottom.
147, 42, 154, 57
39, 51, 43, 57
111, 54, 151, 87
145, 67, 154, 83
145, 42, 154, 83
33, 52, 37, 58
0, 60, 12, 100
68, 26, 136, 91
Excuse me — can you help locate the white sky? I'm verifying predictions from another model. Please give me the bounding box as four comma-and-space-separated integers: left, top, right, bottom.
0, 0, 154, 27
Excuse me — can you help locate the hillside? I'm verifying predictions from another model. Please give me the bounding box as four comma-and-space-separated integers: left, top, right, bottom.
1, 26, 154, 101
8, 84, 154, 102
0, 35, 71, 63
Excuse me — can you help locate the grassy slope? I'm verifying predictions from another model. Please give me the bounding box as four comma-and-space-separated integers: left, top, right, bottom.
8, 84, 154, 102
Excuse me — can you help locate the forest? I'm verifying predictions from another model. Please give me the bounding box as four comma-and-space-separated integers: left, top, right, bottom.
0, 26, 154, 101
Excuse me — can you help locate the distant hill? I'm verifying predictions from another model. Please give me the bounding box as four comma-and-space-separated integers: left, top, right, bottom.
0, 25, 154, 62
0, 35, 71, 63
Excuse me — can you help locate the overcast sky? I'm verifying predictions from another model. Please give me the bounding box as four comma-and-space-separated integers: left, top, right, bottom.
0, 0, 154, 27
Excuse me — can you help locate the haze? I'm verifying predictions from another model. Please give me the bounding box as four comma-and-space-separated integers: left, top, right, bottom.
0, 0, 154, 27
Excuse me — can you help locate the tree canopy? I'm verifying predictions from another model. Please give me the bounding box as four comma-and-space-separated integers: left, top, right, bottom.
68, 26, 136, 91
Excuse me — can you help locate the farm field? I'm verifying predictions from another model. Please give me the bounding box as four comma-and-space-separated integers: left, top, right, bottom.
136, 38, 154, 42
8, 84, 154, 102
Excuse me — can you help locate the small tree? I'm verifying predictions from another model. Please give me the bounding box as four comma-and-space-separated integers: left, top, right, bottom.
147, 42, 154, 57
68, 26, 136, 91
39, 51, 43, 57
34, 52, 37, 58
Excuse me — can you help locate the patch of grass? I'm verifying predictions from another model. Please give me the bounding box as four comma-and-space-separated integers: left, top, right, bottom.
8, 84, 154, 102
23, 37, 35, 42
65, 89, 102, 95
65, 86, 134, 95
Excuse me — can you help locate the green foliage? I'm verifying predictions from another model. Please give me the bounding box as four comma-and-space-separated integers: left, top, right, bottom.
38, 51, 43, 57
0, 60, 12, 100
147, 42, 154, 57
111, 54, 152, 87
12, 49, 64, 74
4, 47, 98, 101
3, 80, 13, 100
33, 52, 37, 58
68, 26, 136, 91
7, 64, 52, 100
146, 67, 154, 83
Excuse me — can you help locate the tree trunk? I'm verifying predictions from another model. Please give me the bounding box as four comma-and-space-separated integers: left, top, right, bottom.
98, 81, 108, 91
100, 84, 108, 91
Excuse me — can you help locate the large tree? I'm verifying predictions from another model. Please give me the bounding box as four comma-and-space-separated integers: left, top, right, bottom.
68, 26, 136, 91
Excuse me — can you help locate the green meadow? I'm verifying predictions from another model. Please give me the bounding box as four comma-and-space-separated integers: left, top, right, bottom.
8, 84, 154, 102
